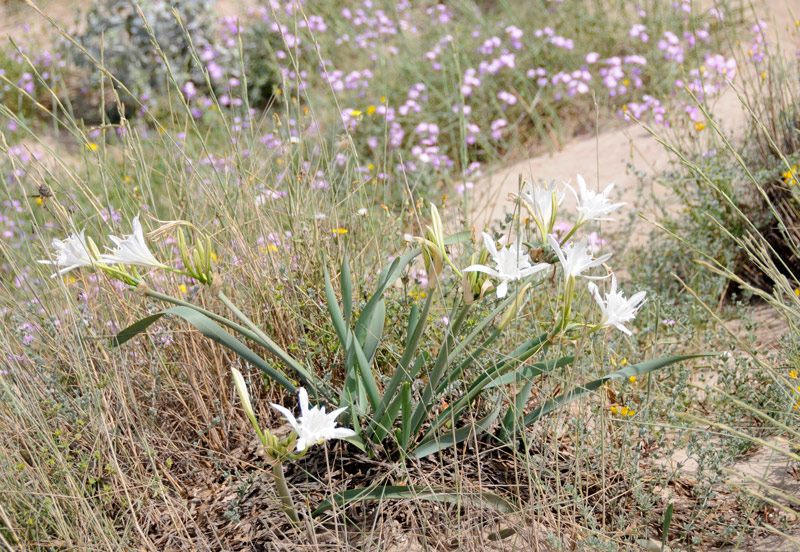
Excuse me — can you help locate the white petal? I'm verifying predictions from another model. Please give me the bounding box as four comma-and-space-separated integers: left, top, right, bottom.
298, 387, 310, 416
629, 291, 647, 308
481, 232, 498, 259
271, 403, 299, 430
463, 264, 501, 278
547, 235, 567, 267
612, 322, 633, 335
518, 263, 550, 277
496, 280, 509, 298
329, 427, 356, 439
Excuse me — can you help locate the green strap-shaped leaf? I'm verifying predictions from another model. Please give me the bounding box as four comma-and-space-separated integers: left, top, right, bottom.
361, 298, 385, 364
500, 378, 535, 438
350, 329, 382, 412
323, 262, 348, 348
523, 354, 713, 426
112, 306, 296, 392
341, 254, 353, 326
312, 484, 515, 517
484, 355, 574, 389
400, 381, 412, 451
419, 337, 551, 443
372, 353, 427, 443
367, 294, 433, 441
353, 230, 469, 347
412, 395, 503, 459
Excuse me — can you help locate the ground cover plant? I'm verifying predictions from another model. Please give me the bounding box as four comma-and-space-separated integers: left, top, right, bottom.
0, 0, 798, 550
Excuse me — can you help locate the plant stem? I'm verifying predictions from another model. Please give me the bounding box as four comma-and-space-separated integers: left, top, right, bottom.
271, 461, 300, 524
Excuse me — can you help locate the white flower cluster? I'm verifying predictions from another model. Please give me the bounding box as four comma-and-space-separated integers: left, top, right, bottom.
39, 214, 166, 277
466, 174, 646, 335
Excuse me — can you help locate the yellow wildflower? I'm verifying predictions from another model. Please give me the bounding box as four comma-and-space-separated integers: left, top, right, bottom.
86, 142, 99, 152
790, 370, 798, 378
179, 284, 187, 294
350, 109, 363, 117
629, 376, 637, 383
695, 121, 706, 131
366, 105, 376, 115
332, 228, 348, 235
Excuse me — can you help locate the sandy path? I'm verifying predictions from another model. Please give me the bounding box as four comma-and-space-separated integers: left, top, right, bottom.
474, 0, 800, 248
471, 4, 800, 549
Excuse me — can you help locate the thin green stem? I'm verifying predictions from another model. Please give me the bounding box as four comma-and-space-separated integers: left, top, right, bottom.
271, 461, 300, 524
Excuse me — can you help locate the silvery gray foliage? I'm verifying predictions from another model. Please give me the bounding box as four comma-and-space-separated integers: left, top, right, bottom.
71, 0, 216, 95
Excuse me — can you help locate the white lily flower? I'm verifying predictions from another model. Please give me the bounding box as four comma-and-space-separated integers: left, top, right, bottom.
99, 214, 167, 269
587, 275, 646, 335
38, 229, 96, 277
547, 234, 612, 282
272, 388, 356, 452
519, 180, 565, 234
464, 232, 549, 298
570, 174, 625, 223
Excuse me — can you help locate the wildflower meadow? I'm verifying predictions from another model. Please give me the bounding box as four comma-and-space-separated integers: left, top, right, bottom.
0, 0, 798, 550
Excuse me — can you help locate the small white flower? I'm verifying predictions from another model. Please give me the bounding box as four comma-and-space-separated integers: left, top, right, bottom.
464, 232, 549, 298
99, 214, 167, 269
569, 174, 625, 223
38, 229, 96, 277
587, 275, 646, 335
272, 388, 356, 452
547, 234, 612, 282
357, 207, 369, 217
519, 180, 565, 234
314, 213, 327, 220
